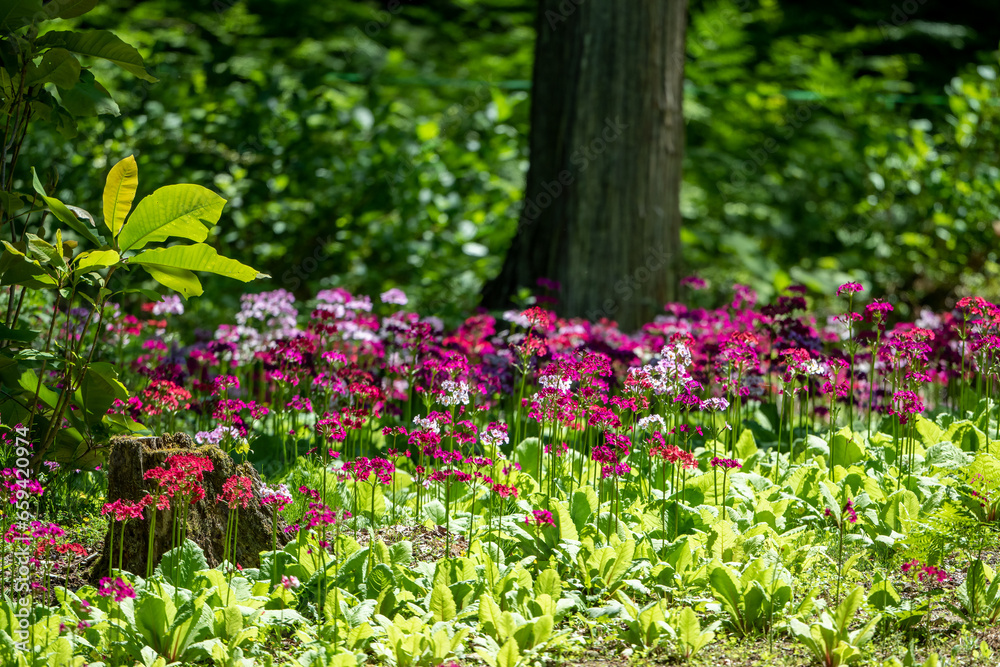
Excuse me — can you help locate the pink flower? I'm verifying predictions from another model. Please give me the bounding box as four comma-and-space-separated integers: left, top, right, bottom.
525, 510, 554, 527
836, 282, 864, 296
97, 577, 135, 602
218, 475, 254, 509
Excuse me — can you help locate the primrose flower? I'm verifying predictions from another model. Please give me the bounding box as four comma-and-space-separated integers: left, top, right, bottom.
97, 577, 136, 602
836, 282, 864, 296
710, 457, 741, 470
525, 510, 554, 527
261, 483, 293, 510
101, 498, 146, 522
218, 475, 254, 509
281, 574, 300, 589
380, 288, 408, 306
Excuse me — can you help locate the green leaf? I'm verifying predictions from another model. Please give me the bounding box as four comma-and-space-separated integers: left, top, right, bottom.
833, 587, 865, 636
117, 184, 224, 251
74, 249, 119, 274
43, 0, 97, 19
0, 0, 42, 30
496, 638, 519, 667
571, 486, 598, 531
677, 606, 713, 657
0, 191, 25, 214
429, 579, 456, 622
57, 68, 119, 117
156, 540, 208, 590
103, 155, 138, 237
709, 566, 743, 625
24, 233, 65, 269
131, 244, 261, 282
924, 442, 970, 469
388, 541, 412, 566
0, 323, 38, 343
35, 30, 157, 82
26, 48, 80, 89
31, 167, 102, 245
139, 264, 203, 298
479, 593, 501, 636
735, 428, 758, 460
77, 361, 128, 418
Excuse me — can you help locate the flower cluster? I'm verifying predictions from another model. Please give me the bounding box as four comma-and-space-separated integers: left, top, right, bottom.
902, 559, 948, 584
97, 576, 136, 602
218, 475, 254, 509
525, 509, 554, 527
710, 457, 741, 470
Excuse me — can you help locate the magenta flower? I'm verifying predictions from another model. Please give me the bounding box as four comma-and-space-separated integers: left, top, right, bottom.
710, 457, 741, 470
525, 510, 554, 527
97, 577, 136, 602
836, 282, 864, 296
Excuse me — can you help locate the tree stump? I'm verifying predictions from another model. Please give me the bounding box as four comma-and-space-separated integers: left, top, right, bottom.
90, 433, 289, 582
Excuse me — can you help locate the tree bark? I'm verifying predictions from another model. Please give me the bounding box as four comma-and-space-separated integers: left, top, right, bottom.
482, 0, 688, 332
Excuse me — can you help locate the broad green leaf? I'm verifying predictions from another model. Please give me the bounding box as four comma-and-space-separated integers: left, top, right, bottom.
31, 168, 102, 245
570, 486, 598, 530
0, 323, 38, 343
118, 184, 224, 251
833, 587, 865, 635
534, 569, 561, 599
677, 606, 713, 656
735, 428, 757, 459
429, 579, 456, 622
26, 48, 80, 89
0, 0, 42, 29
103, 155, 138, 236
57, 69, 119, 116
24, 233, 65, 269
496, 638, 519, 667
74, 249, 119, 274
35, 30, 157, 82
131, 243, 261, 282
43, 0, 97, 19
140, 264, 203, 298
479, 593, 501, 635
77, 361, 128, 418
388, 541, 412, 566
709, 566, 742, 622
156, 540, 208, 590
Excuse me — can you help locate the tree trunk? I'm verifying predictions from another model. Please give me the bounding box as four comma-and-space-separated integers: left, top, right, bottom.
482, 0, 688, 332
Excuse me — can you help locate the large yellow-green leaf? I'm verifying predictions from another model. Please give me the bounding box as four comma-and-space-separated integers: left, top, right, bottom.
131, 243, 260, 282
35, 30, 157, 82
102, 155, 138, 236
73, 249, 119, 274
140, 264, 203, 298
118, 185, 224, 251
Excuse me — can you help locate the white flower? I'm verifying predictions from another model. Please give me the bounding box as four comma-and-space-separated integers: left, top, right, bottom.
440, 380, 470, 406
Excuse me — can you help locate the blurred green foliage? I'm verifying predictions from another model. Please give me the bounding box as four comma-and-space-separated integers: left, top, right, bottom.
14, 0, 1000, 322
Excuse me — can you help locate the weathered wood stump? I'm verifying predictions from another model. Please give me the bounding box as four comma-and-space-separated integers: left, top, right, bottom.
91, 433, 288, 582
